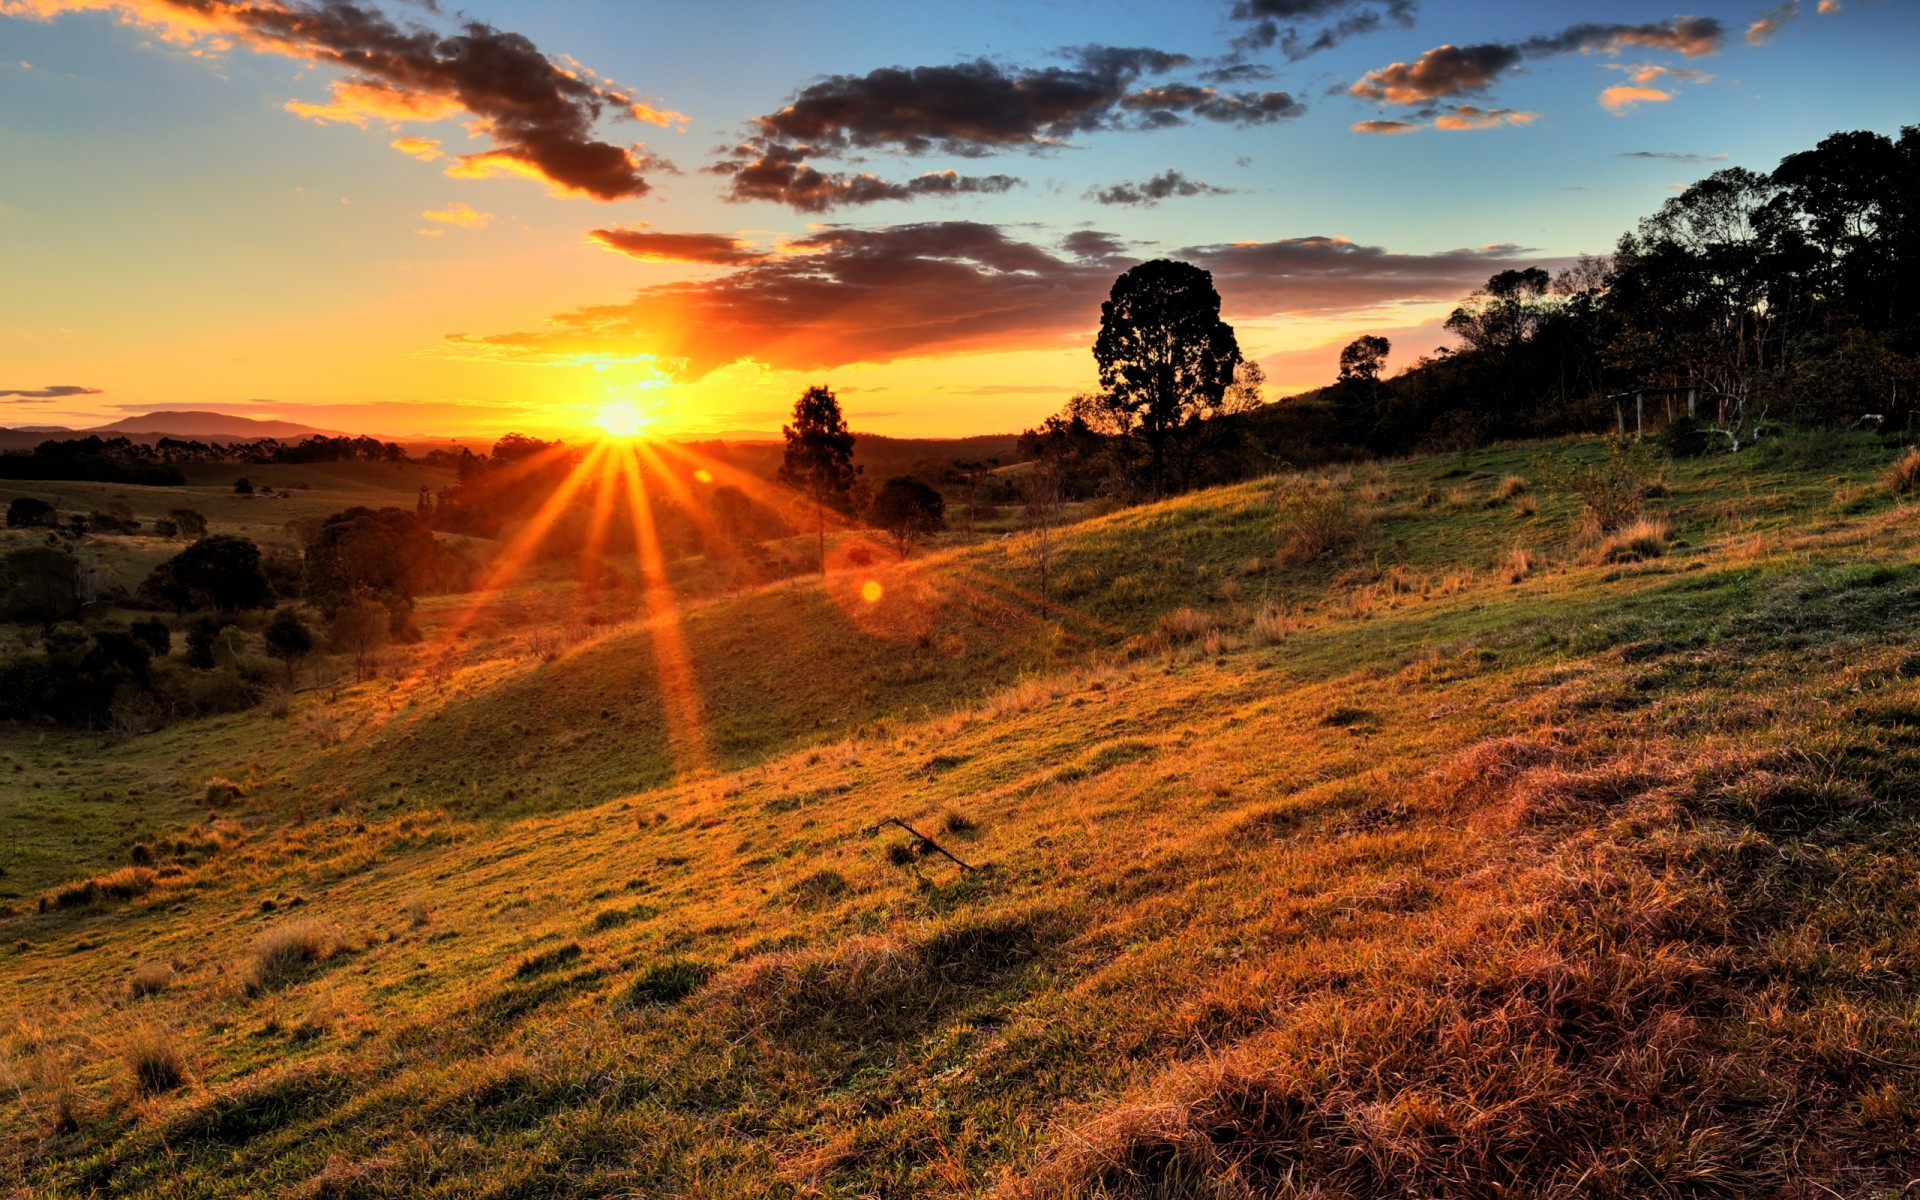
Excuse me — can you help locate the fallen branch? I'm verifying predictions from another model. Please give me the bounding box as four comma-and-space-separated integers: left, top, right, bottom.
866, 816, 979, 872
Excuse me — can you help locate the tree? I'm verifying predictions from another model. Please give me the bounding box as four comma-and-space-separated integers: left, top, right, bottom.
168, 508, 208, 538
128, 618, 171, 658
1, 545, 79, 627
1021, 460, 1067, 600
777, 386, 862, 574
944, 459, 999, 534
1091, 260, 1242, 498
263, 607, 314, 687
867, 476, 947, 560
233, 478, 253, 495
184, 616, 228, 669
6, 497, 56, 529
303, 506, 451, 614
1336, 336, 1392, 447
141, 535, 269, 613
330, 592, 389, 681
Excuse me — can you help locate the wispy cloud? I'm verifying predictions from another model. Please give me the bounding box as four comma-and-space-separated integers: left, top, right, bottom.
0, 383, 102, 399
1085, 169, 1232, 206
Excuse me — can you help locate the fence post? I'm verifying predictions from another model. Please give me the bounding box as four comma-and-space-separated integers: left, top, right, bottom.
1635, 392, 1644, 440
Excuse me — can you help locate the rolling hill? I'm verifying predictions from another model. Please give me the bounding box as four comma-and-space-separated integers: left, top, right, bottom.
2, 431, 1918, 1197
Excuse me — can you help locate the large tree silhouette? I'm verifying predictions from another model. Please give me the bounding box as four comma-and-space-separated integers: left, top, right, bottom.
1091, 260, 1242, 498
778, 386, 862, 574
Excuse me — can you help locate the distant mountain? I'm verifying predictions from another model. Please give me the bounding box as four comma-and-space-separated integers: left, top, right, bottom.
84, 410, 351, 441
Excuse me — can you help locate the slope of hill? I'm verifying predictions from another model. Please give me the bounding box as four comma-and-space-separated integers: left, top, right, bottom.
3, 432, 1919, 1197
85, 411, 353, 441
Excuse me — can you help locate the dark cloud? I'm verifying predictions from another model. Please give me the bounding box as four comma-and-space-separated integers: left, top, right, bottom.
1060, 230, 1131, 262
710, 146, 1022, 213
587, 227, 768, 266
1230, 0, 1418, 58
16, 1, 672, 200
1618, 150, 1729, 163
1350, 17, 1724, 105
449, 223, 1531, 375
0, 384, 103, 399
715, 46, 1299, 209
1181, 236, 1531, 314
1086, 169, 1233, 206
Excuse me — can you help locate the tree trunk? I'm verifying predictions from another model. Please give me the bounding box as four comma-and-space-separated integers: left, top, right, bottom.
816, 498, 826, 576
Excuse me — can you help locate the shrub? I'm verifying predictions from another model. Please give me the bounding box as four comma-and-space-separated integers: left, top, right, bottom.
404, 895, 432, 927
1659, 414, 1712, 458
1494, 475, 1528, 501
122, 1025, 186, 1096
246, 920, 340, 992
1279, 491, 1367, 563
1886, 447, 1920, 497
1545, 439, 1649, 533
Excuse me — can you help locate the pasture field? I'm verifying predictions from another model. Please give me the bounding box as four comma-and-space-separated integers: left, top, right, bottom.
3, 431, 1919, 1197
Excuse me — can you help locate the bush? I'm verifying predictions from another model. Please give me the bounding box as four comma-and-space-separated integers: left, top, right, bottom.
1659, 415, 1712, 459
1278, 490, 1367, 563
1544, 439, 1650, 533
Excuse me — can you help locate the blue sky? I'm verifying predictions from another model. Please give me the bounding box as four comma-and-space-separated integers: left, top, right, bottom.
1, 0, 1914, 437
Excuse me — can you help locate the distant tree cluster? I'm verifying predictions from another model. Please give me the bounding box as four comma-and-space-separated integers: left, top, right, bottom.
1334, 125, 1920, 453
1022, 124, 1920, 493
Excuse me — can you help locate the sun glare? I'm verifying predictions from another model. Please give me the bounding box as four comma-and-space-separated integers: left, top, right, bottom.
594, 399, 652, 440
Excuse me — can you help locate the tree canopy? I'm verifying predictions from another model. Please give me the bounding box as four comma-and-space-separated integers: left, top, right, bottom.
867, 476, 947, 559
1091, 259, 1242, 498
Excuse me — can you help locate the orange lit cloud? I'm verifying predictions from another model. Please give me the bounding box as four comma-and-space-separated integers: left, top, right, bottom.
1432, 104, 1537, 130
448, 222, 1530, 377
1350, 17, 1721, 106
421, 201, 491, 229
1600, 84, 1670, 113
1, 0, 670, 200
1352, 118, 1420, 134
587, 226, 769, 266
1599, 64, 1708, 113
389, 135, 443, 162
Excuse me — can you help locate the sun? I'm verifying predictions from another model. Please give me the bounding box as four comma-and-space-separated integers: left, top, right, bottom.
593, 399, 652, 440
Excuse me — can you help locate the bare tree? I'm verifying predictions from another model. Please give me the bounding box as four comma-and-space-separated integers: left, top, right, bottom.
1021, 461, 1066, 600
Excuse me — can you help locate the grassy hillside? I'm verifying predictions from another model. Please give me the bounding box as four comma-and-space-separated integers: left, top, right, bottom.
4, 432, 1920, 1197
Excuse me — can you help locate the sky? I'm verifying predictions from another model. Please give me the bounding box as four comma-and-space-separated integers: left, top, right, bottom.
1, 0, 1915, 440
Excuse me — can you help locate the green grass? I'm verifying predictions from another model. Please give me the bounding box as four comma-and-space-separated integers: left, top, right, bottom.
4, 430, 1920, 1196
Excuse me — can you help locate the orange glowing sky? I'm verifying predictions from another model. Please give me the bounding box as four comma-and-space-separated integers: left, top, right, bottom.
1, 0, 1913, 440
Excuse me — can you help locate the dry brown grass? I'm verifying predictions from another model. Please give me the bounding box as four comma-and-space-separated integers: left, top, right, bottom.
128, 962, 175, 999
1591, 517, 1669, 564
121, 1024, 187, 1097
245, 919, 341, 993
1155, 607, 1217, 647
1503, 546, 1537, 584
1885, 446, 1920, 496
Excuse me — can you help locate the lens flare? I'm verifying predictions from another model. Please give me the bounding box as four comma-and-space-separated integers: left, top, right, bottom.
861, 580, 884, 603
